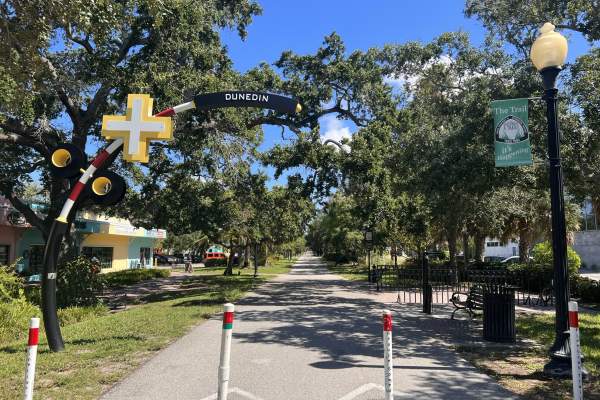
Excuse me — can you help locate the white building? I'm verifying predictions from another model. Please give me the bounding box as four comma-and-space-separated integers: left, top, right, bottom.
483, 237, 519, 259
573, 199, 600, 269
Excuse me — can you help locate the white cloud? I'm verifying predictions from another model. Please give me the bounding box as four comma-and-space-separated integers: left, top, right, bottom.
320, 115, 352, 144
383, 55, 454, 91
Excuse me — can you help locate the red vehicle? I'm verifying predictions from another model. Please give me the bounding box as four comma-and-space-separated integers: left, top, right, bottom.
203, 251, 226, 262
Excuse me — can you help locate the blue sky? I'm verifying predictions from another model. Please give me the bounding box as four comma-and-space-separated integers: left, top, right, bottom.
219, 0, 594, 185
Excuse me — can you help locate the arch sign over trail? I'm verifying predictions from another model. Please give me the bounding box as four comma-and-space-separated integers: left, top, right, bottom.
42, 91, 301, 351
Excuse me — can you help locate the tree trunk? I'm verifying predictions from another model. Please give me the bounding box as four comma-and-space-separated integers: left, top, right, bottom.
518, 219, 532, 262
474, 234, 485, 262
223, 238, 235, 276
243, 240, 250, 268
462, 232, 470, 266
447, 228, 458, 266
264, 244, 269, 267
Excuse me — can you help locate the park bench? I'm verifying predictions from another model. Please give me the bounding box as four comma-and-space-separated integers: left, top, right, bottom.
450, 284, 485, 319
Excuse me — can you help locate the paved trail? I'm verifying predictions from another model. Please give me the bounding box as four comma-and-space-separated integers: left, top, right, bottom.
101, 255, 518, 400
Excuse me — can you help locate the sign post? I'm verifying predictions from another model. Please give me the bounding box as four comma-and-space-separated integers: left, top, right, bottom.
383, 310, 394, 400
492, 98, 532, 167
23, 317, 40, 400
569, 301, 584, 400
218, 303, 235, 400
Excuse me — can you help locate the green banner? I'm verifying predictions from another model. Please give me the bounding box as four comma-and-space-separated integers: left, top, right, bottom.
492, 98, 532, 167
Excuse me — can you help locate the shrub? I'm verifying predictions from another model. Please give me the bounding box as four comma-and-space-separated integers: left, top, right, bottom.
532, 241, 581, 275
0, 265, 25, 302
324, 253, 358, 264
56, 257, 104, 308
571, 275, 600, 304
103, 268, 170, 287
0, 299, 40, 343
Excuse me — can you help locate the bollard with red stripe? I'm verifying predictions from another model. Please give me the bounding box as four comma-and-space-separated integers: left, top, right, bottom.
24, 317, 40, 400
569, 301, 583, 400
218, 303, 235, 400
383, 310, 394, 400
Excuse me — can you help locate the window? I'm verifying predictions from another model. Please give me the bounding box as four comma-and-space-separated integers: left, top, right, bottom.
82, 247, 113, 269
140, 247, 151, 266
486, 242, 499, 247
29, 245, 45, 274
0, 245, 9, 266
581, 199, 598, 231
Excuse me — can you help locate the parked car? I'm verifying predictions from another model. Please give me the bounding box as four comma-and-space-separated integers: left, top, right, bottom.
173, 253, 185, 264
154, 254, 178, 265
501, 256, 533, 264
484, 256, 505, 263
203, 251, 227, 263
191, 254, 203, 263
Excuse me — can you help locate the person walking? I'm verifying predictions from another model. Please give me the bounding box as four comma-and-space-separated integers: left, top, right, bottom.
184, 255, 193, 273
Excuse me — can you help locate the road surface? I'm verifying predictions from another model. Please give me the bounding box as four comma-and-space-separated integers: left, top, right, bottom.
101, 255, 518, 400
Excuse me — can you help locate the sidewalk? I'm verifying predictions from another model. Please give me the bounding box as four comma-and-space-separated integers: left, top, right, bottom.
101, 255, 518, 400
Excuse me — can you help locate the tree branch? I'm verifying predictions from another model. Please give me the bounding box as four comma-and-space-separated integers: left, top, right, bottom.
81, 29, 150, 132
1, 190, 48, 237
64, 24, 94, 54
37, 54, 82, 133
0, 126, 50, 156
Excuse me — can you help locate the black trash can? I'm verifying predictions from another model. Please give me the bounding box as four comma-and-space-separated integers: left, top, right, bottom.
483, 286, 516, 343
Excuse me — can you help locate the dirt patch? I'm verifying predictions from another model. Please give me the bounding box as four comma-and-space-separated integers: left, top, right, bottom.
458, 346, 600, 399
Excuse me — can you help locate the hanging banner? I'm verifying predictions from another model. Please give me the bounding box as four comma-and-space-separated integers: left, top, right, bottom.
492, 98, 532, 167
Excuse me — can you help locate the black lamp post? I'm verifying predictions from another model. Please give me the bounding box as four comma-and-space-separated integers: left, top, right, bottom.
530, 22, 581, 377
364, 230, 373, 282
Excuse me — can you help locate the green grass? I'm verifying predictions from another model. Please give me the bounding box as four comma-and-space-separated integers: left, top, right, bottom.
326, 262, 369, 281
193, 258, 297, 277
458, 312, 600, 399
0, 265, 292, 400
102, 268, 171, 287
516, 312, 600, 375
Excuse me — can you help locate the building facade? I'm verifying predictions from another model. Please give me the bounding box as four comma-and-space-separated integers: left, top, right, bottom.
0, 198, 166, 274
573, 199, 600, 269
483, 237, 519, 259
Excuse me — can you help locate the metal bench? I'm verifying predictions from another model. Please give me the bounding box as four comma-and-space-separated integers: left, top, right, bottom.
451, 285, 485, 319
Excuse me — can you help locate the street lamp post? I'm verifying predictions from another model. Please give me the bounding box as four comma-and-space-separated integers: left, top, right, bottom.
530, 22, 582, 377
364, 230, 373, 282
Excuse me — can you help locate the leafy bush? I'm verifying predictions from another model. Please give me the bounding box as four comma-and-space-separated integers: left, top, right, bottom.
57, 257, 104, 308
571, 275, 600, 304
0, 299, 40, 343
204, 258, 227, 268
532, 241, 581, 275
324, 253, 358, 264
103, 268, 170, 287
0, 265, 42, 343
0, 265, 25, 302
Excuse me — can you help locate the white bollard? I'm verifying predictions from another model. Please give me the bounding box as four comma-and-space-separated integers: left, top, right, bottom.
23, 317, 40, 400
569, 301, 584, 400
218, 303, 235, 400
383, 309, 394, 400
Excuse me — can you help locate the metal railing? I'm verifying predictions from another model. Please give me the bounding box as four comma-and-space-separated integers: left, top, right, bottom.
373, 264, 554, 307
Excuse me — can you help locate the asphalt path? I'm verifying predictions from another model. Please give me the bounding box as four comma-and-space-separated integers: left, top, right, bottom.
101, 255, 518, 400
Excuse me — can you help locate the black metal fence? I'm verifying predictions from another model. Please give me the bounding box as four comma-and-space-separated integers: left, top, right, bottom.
373, 264, 554, 307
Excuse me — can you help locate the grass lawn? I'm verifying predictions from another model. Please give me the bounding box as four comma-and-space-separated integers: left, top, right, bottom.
458, 311, 600, 399
0, 260, 295, 400
192, 258, 296, 277
326, 262, 369, 281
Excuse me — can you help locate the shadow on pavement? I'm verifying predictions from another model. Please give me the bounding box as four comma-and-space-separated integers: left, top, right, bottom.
233, 257, 516, 399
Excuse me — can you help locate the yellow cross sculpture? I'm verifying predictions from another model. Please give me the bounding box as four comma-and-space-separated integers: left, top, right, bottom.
101, 94, 173, 163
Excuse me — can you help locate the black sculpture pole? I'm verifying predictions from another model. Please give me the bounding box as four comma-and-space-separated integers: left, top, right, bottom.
41, 220, 69, 351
